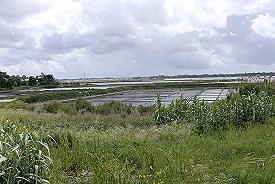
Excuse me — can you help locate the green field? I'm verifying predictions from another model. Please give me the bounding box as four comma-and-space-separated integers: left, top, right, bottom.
0, 81, 274, 183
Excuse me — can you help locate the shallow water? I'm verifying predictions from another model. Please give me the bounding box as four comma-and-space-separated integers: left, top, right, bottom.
16, 76, 243, 93
92, 77, 241, 86
164, 77, 242, 81
19, 86, 114, 92
87, 88, 229, 106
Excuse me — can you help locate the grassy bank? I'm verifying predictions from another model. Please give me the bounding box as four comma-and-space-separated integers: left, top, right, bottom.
0, 108, 274, 183
1, 81, 274, 183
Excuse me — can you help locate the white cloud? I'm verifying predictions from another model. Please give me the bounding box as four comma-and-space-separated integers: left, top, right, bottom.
0, 60, 65, 77
46, 61, 65, 72
251, 14, 275, 38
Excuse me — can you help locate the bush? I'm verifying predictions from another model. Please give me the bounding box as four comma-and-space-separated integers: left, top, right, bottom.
74, 98, 94, 112
61, 104, 77, 115
25, 104, 37, 111
137, 105, 155, 115
43, 101, 62, 114
1, 100, 36, 112
5, 100, 27, 110
95, 101, 134, 115
0, 118, 52, 183
19, 91, 80, 103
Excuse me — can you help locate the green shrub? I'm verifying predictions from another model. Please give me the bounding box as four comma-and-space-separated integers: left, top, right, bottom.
5, 100, 27, 110
137, 105, 155, 115
43, 101, 62, 114
19, 91, 80, 103
95, 101, 134, 115
25, 104, 37, 111
61, 104, 77, 115
74, 98, 94, 112
0, 118, 52, 183
0, 100, 36, 112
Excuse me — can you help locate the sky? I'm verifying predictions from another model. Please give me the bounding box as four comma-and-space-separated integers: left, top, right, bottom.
0, 0, 275, 79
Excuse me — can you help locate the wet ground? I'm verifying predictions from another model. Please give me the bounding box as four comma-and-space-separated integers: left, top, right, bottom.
18, 86, 114, 92
15, 76, 245, 93
87, 88, 231, 106
197, 89, 230, 102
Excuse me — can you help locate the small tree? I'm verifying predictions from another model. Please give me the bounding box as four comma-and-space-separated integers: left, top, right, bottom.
0, 72, 10, 88
29, 76, 38, 86
38, 73, 55, 85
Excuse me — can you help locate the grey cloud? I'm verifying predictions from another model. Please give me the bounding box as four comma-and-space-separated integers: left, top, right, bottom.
130, 33, 210, 71
23, 49, 52, 61
197, 14, 275, 66
127, 0, 168, 25
137, 51, 209, 70
232, 38, 275, 65
40, 34, 65, 51
223, 15, 254, 43
0, 22, 35, 49
40, 31, 138, 54
0, 0, 50, 22
1, 0, 275, 78
223, 15, 275, 65
0, 47, 51, 66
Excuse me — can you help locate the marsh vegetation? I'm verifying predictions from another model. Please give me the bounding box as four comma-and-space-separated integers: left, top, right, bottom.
0, 79, 274, 183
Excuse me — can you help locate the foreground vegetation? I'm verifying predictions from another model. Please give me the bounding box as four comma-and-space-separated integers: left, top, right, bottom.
155, 84, 274, 133
0, 81, 274, 183
0, 119, 52, 183
1, 108, 274, 183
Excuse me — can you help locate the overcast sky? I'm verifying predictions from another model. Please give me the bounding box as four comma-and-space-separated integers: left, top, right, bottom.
0, 0, 275, 78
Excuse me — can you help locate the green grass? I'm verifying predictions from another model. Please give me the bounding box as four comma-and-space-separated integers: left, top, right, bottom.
1, 82, 274, 183
0, 108, 274, 183
0, 118, 52, 183
155, 81, 275, 133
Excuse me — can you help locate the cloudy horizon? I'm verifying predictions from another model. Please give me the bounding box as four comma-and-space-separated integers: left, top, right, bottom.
0, 0, 275, 79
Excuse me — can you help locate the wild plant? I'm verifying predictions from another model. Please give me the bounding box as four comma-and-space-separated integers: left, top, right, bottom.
155, 82, 275, 133
74, 98, 94, 112
155, 93, 169, 125
43, 101, 62, 114
0, 117, 52, 183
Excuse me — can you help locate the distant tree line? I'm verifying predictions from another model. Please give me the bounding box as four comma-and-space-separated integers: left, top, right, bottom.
145, 72, 275, 79
0, 71, 58, 89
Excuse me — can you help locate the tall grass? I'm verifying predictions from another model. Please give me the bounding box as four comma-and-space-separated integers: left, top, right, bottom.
0, 81, 274, 183
155, 82, 275, 133
46, 119, 275, 183
0, 117, 52, 183
3, 98, 155, 118
0, 106, 274, 183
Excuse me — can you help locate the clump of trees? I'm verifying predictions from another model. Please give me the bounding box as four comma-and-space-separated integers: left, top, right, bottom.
0, 72, 22, 89
0, 71, 58, 89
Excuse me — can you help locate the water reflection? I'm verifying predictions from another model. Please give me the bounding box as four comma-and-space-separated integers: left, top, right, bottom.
87, 88, 230, 106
